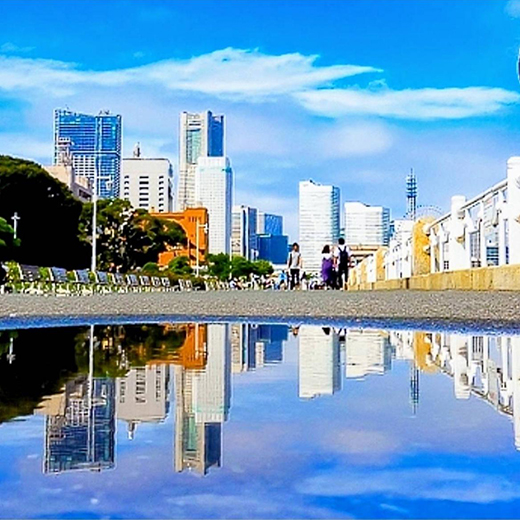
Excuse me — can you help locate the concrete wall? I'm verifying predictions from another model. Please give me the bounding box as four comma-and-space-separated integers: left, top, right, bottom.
348, 264, 520, 291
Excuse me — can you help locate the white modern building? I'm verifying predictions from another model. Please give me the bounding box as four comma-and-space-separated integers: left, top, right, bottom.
121, 145, 174, 212
116, 365, 171, 439
232, 205, 258, 260
195, 157, 233, 255
345, 330, 391, 379
298, 326, 341, 399
178, 111, 224, 211
299, 180, 340, 273
344, 202, 390, 247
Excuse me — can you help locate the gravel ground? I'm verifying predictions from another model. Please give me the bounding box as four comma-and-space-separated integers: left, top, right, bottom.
1, 290, 520, 330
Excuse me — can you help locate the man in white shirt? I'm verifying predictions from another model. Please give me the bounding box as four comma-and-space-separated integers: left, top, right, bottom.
287, 242, 302, 290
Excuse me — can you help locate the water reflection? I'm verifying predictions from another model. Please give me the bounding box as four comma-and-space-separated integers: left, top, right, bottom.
1, 322, 520, 482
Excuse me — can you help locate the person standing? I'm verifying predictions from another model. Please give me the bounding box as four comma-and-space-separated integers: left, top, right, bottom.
287, 242, 302, 290
321, 245, 335, 289
334, 237, 350, 290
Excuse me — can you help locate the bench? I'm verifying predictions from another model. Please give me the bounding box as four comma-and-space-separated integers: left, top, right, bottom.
74, 269, 94, 295
49, 267, 73, 295
19, 264, 44, 294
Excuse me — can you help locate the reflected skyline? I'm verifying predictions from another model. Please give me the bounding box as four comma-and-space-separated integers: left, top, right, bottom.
2, 321, 520, 481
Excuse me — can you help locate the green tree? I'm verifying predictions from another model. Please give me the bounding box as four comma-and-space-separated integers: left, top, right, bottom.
252, 259, 274, 276
80, 199, 186, 271
230, 255, 254, 279
168, 256, 193, 276
207, 253, 231, 280
142, 262, 160, 275
0, 217, 20, 261
0, 156, 89, 268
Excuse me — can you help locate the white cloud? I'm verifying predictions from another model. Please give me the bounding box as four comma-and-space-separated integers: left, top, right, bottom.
296, 86, 520, 120
0, 48, 380, 100
0, 42, 34, 54
297, 467, 520, 503
505, 0, 520, 18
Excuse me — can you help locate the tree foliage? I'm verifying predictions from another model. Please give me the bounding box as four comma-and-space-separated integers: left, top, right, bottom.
208, 253, 273, 280
0, 217, 20, 261
79, 199, 186, 272
0, 156, 89, 268
168, 256, 193, 276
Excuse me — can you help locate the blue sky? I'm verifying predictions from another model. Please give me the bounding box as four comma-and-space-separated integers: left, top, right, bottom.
2, 0, 520, 238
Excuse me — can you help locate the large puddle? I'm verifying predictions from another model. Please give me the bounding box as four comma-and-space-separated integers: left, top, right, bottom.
0, 321, 519, 518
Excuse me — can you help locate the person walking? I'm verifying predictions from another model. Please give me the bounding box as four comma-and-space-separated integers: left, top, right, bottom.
321, 245, 334, 289
334, 237, 350, 290
287, 242, 302, 290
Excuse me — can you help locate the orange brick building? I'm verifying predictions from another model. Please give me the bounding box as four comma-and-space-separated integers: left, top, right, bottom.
151, 208, 208, 268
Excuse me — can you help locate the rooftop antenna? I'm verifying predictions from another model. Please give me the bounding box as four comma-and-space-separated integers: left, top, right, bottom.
133, 142, 141, 158
406, 168, 417, 221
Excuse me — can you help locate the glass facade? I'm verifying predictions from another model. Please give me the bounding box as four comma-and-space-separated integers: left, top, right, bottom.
54, 109, 122, 199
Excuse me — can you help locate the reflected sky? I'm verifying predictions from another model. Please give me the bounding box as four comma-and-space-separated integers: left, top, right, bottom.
0, 323, 519, 518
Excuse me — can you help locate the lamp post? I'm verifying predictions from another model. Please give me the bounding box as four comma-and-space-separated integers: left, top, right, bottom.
195, 221, 208, 277
11, 212, 20, 240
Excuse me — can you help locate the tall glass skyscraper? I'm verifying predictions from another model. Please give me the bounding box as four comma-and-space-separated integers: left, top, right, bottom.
178, 111, 224, 211
54, 109, 122, 199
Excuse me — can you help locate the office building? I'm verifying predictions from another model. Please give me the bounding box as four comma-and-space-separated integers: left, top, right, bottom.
116, 365, 171, 439
344, 202, 390, 247
174, 324, 230, 474
257, 212, 283, 236
178, 111, 224, 211
54, 109, 122, 199
152, 208, 208, 268
299, 326, 341, 399
39, 375, 115, 474
232, 205, 258, 260
195, 157, 233, 255
257, 234, 289, 265
299, 180, 340, 273
121, 144, 174, 212
345, 330, 392, 379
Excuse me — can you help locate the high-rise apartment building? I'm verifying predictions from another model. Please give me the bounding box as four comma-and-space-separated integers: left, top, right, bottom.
257, 212, 283, 236
344, 202, 391, 247
195, 157, 233, 255
178, 111, 224, 211
232, 205, 258, 260
299, 180, 340, 273
121, 144, 174, 212
54, 109, 122, 199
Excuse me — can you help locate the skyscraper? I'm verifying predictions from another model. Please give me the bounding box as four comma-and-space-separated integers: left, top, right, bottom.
257, 212, 283, 236
195, 157, 233, 255
232, 205, 258, 260
178, 111, 224, 211
298, 326, 341, 399
299, 180, 340, 273
54, 109, 122, 199
344, 202, 391, 247
121, 144, 174, 212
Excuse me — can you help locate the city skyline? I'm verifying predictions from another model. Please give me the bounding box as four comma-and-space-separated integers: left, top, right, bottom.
3, 1, 520, 238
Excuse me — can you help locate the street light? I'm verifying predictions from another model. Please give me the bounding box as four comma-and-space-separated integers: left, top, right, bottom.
195, 221, 208, 277
11, 212, 20, 240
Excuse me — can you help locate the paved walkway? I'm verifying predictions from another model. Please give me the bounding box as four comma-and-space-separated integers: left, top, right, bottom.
1, 290, 520, 329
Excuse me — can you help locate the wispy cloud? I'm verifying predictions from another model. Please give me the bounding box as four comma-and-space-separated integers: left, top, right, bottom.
0, 42, 34, 54
0, 48, 379, 100
505, 0, 520, 18
296, 86, 520, 120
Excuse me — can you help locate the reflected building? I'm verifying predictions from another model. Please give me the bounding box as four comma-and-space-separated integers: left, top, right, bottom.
116, 365, 171, 439
174, 324, 231, 474
38, 376, 115, 474
345, 330, 392, 379
299, 326, 341, 399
